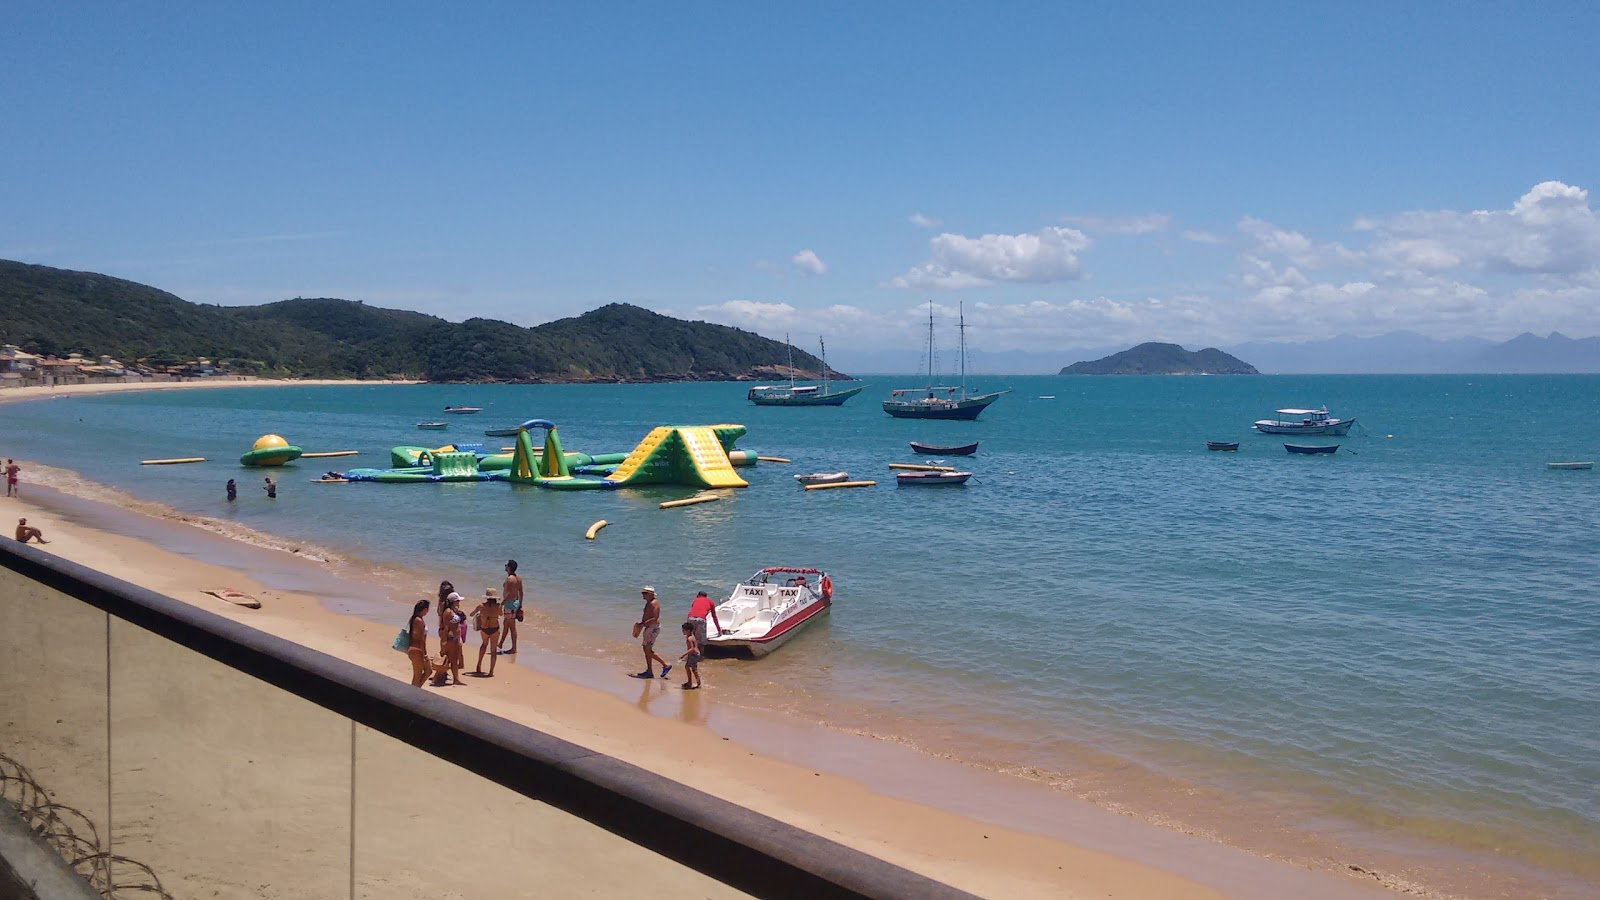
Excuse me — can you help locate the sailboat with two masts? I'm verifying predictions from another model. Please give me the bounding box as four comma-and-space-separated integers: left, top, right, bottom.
746, 336, 866, 406
883, 301, 1010, 420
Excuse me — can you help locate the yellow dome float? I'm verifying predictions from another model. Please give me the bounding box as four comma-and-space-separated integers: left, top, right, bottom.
239, 434, 304, 467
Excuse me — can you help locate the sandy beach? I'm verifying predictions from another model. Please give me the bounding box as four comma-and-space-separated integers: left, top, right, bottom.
0, 378, 1400, 899
0, 377, 420, 406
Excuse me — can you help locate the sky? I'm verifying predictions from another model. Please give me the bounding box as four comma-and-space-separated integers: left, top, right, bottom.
4, 2, 1599, 369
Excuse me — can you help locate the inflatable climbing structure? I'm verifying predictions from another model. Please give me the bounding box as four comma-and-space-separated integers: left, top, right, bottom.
510, 421, 750, 490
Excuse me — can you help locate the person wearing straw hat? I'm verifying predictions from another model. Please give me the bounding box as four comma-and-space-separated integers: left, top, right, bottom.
631, 586, 672, 679
471, 587, 503, 677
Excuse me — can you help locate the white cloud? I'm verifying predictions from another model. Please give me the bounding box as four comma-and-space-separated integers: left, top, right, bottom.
908, 212, 942, 228
1059, 213, 1170, 235
791, 249, 827, 277
694, 300, 797, 330
1356, 181, 1600, 277
889, 226, 1092, 289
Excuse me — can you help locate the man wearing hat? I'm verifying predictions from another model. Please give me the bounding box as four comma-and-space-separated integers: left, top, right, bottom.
632, 586, 672, 679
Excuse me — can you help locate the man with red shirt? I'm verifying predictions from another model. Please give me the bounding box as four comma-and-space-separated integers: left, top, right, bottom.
686, 590, 723, 653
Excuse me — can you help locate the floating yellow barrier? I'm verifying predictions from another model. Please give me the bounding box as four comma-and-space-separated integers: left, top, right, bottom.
757, 456, 791, 463
302, 450, 360, 459
141, 457, 206, 465
887, 463, 955, 472
585, 519, 608, 540
659, 495, 720, 509
804, 480, 876, 490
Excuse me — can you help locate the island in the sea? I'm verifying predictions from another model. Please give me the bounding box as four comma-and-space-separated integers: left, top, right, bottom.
1060, 342, 1258, 375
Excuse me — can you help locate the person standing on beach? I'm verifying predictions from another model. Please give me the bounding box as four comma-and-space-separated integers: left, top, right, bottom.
263, 476, 276, 499
15, 518, 49, 544
471, 588, 502, 677
226, 479, 237, 502
632, 586, 672, 679
686, 590, 723, 652
406, 599, 432, 687
437, 582, 465, 686
498, 559, 524, 655
5, 459, 20, 497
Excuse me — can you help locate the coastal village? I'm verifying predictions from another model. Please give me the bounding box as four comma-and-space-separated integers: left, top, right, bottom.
0, 344, 235, 388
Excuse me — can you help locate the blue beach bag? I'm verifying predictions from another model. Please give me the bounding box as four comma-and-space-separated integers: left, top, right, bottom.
391, 629, 411, 652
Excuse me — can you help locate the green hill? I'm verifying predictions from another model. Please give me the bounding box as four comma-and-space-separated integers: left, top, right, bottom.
0, 259, 838, 382
1060, 342, 1258, 375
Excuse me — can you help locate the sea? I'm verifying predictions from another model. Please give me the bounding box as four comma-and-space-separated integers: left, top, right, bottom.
4, 375, 1598, 896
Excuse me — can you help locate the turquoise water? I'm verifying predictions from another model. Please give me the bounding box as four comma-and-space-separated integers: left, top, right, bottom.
5, 377, 1599, 884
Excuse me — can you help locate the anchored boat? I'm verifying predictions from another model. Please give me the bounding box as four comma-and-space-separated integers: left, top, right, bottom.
883, 301, 1009, 420
747, 336, 865, 406
1285, 443, 1339, 455
443, 406, 482, 415
895, 470, 973, 485
794, 472, 850, 486
1254, 406, 1354, 436
909, 440, 978, 456
704, 568, 833, 658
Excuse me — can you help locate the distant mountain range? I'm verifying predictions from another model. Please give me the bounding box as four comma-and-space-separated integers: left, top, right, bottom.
0, 259, 840, 383
1060, 342, 1258, 375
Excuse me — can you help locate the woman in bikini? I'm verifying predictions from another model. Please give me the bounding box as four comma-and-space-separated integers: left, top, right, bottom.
436, 584, 465, 686
406, 599, 432, 687
471, 588, 503, 677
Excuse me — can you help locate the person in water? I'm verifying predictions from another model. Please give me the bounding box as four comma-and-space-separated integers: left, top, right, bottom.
405, 599, 432, 687
263, 476, 276, 499
226, 479, 237, 502
15, 518, 49, 544
631, 586, 671, 679
678, 622, 702, 690
497, 559, 524, 655
686, 590, 724, 651
471, 588, 503, 677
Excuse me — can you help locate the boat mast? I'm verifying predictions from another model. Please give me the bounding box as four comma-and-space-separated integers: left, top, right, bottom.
785, 333, 795, 389
819, 336, 829, 393
926, 298, 936, 391
958, 301, 967, 400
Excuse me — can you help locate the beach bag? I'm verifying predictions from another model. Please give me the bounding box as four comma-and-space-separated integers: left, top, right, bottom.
516, 607, 525, 623
632, 622, 643, 638
391, 629, 411, 652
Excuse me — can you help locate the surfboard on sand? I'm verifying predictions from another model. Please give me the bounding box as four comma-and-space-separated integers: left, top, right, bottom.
202, 588, 261, 609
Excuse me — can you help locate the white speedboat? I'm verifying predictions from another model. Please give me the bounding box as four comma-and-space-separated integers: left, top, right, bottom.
1253, 406, 1355, 436
794, 471, 850, 486
895, 470, 972, 485
704, 567, 832, 658
443, 406, 482, 414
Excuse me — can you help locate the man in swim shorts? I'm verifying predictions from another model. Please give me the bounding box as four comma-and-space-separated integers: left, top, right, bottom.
5, 459, 20, 497
686, 590, 723, 652
498, 559, 524, 655
632, 586, 671, 679
15, 518, 49, 544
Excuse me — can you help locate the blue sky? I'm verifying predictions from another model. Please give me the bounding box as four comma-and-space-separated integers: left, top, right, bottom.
4, 2, 1598, 366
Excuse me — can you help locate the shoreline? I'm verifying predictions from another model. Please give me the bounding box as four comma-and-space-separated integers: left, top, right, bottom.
0, 376, 422, 406
4, 481, 1394, 899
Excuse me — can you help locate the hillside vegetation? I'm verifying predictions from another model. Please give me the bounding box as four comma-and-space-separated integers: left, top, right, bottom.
1061, 342, 1258, 375
0, 260, 836, 382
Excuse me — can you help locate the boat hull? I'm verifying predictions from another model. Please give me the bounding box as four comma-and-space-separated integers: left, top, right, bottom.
704, 568, 831, 658
1284, 444, 1339, 455
1254, 419, 1354, 435
748, 384, 866, 406
794, 472, 850, 485
909, 441, 978, 456
896, 471, 973, 485
1205, 441, 1240, 451
1547, 461, 1595, 470
883, 391, 1007, 420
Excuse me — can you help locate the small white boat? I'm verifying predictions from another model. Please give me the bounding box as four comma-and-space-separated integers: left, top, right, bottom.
1254, 406, 1355, 436
794, 471, 850, 486
1547, 461, 1595, 470
704, 568, 832, 658
443, 406, 482, 414
895, 470, 973, 485
417, 422, 448, 430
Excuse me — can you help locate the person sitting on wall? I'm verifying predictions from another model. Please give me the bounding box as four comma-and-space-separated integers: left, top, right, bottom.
15, 518, 49, 544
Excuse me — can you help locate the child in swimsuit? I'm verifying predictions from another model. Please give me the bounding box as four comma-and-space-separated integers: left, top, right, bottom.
678, 622, 702, 690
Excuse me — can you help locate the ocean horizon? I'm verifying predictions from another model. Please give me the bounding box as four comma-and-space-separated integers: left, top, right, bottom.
4, 375, 1597, 896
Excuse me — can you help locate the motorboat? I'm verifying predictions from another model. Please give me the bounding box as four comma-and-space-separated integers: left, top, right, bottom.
703, 568, 832, 658
1254, 406, 1354, 435
1285, 443, 1338, 455
416, 422, 448, 430
1205, 441, 1240, 451
1547, 461, 1595, 470
909, 441, 978, 456
794, 472, 850, 486
895, 470, 973, 485
443, 406, 482, 414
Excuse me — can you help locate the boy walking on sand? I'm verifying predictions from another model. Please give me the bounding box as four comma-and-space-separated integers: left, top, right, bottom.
678, 622, 702, 689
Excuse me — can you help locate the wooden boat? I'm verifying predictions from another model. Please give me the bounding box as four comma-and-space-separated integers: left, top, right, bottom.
417, 422, 448, 430
483, 427, 522, 437
1284, 443, 1338, 455
884, 301, 1009, 420
748, 336, 865, 406
1254, 406, 1355, 435
704, 568, 832, 658
442, 406, 482, 414
909, 441, 978, 456
793, 472, 850, 486
1547, 461, 1595, 470
895, 470, 973, 485
1205, 441, 1240, 451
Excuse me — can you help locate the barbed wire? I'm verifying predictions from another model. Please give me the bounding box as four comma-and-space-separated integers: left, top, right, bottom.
0, 751, 173, 898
